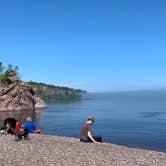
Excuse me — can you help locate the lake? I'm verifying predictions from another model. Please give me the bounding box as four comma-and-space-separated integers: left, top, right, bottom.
1, 91, 166, 152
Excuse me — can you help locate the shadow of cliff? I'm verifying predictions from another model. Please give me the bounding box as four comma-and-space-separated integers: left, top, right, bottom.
0, 109, 43, 127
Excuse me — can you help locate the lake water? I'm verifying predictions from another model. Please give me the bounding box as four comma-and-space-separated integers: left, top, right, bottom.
1, 91, 166, 152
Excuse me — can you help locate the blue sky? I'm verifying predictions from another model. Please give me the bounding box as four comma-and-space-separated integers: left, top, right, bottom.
0, 0, 166, 92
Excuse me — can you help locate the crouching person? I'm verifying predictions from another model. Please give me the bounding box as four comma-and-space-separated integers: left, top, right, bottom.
80, 116, 102, 144
24, 117, 40, 134
14, 121, 29, 141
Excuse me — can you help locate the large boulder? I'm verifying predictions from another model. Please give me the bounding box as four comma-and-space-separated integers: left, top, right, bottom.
34, 97, 47, 108
0, 81, 47, 111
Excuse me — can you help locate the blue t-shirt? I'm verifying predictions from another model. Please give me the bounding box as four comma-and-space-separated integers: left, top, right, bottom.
25, 121, 36, 133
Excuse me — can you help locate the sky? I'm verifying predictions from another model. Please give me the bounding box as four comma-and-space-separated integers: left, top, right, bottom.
0, 0, 166, 92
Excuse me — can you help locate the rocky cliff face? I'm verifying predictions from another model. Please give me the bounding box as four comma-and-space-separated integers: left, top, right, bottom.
0, 81, 47, 111
28, 81, 86, 101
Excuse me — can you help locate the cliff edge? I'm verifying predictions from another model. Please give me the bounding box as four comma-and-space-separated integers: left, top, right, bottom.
0, 81, 47, 111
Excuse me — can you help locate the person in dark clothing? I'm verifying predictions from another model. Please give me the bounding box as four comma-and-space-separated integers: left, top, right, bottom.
80, 116, 102, 144
3, 118, 17, 134
14, 128, 29, 141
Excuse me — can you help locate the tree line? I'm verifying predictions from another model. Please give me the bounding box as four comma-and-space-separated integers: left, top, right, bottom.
28, 81, 86, 101
0, 60, 86, 101
0, 61, 19, 85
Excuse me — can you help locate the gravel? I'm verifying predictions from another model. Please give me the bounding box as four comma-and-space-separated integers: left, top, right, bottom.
0, 134, 166, 166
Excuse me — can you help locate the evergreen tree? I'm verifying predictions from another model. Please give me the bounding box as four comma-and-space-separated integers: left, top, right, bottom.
0, 61, 19, 84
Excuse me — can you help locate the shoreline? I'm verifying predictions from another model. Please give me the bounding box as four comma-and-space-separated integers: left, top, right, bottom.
0, 134, 166, 166
0, 106, 47, 112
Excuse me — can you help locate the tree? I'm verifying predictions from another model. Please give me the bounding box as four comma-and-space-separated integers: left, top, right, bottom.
0, 62, 20, 85
7, 64, 19, 77
1, 69, 11, 84
0, 61, 4, 76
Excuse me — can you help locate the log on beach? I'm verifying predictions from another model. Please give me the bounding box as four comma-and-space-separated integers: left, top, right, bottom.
0, 134, 166, 166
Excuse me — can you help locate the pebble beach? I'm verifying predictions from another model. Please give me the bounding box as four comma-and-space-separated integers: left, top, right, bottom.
0, 134, 166, 166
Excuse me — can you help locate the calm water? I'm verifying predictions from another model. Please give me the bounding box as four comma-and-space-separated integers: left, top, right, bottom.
1, 91, 166, 152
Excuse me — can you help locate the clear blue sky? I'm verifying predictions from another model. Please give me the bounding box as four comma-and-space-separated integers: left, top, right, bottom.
0, 0, 166, 92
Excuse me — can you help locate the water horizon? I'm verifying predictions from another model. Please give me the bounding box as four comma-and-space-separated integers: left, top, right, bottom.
1, 90, 166, 152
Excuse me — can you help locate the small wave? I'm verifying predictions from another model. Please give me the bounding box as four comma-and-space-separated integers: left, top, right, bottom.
141, 112, 166, 119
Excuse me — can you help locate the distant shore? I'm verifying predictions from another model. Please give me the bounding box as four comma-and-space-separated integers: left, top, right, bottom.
0, 134, 166, 166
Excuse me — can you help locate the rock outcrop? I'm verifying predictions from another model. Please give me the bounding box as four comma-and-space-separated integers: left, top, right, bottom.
0, 81, 47, 111
28, 81, 86, 101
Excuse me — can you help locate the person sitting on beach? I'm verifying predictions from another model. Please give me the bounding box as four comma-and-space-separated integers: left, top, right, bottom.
14, 120, 29, 141
15, 120, 21, 132
24, 117, 40, 134
80, 116, 102, 144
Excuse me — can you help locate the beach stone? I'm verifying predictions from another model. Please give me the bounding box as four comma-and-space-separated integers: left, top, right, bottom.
0, 134, 165, 166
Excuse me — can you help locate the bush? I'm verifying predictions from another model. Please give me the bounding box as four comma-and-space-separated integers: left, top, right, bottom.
0, 61, 19, 85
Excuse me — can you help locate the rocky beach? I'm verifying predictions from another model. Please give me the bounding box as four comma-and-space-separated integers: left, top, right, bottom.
0, 134, 166, 166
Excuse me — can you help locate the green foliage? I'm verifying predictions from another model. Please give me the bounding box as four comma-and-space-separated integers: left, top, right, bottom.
1, 69, 11, 84
0, 61, 4, 74
0, 61, 20, 85
27, 81, 86, 101
0, 60, 86, 101
7, 64, 19, 77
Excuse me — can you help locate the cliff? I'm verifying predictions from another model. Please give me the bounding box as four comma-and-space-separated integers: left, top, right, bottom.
0, 81, 47, 111
0, 61, 86, 111
28, 81, 86, 101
